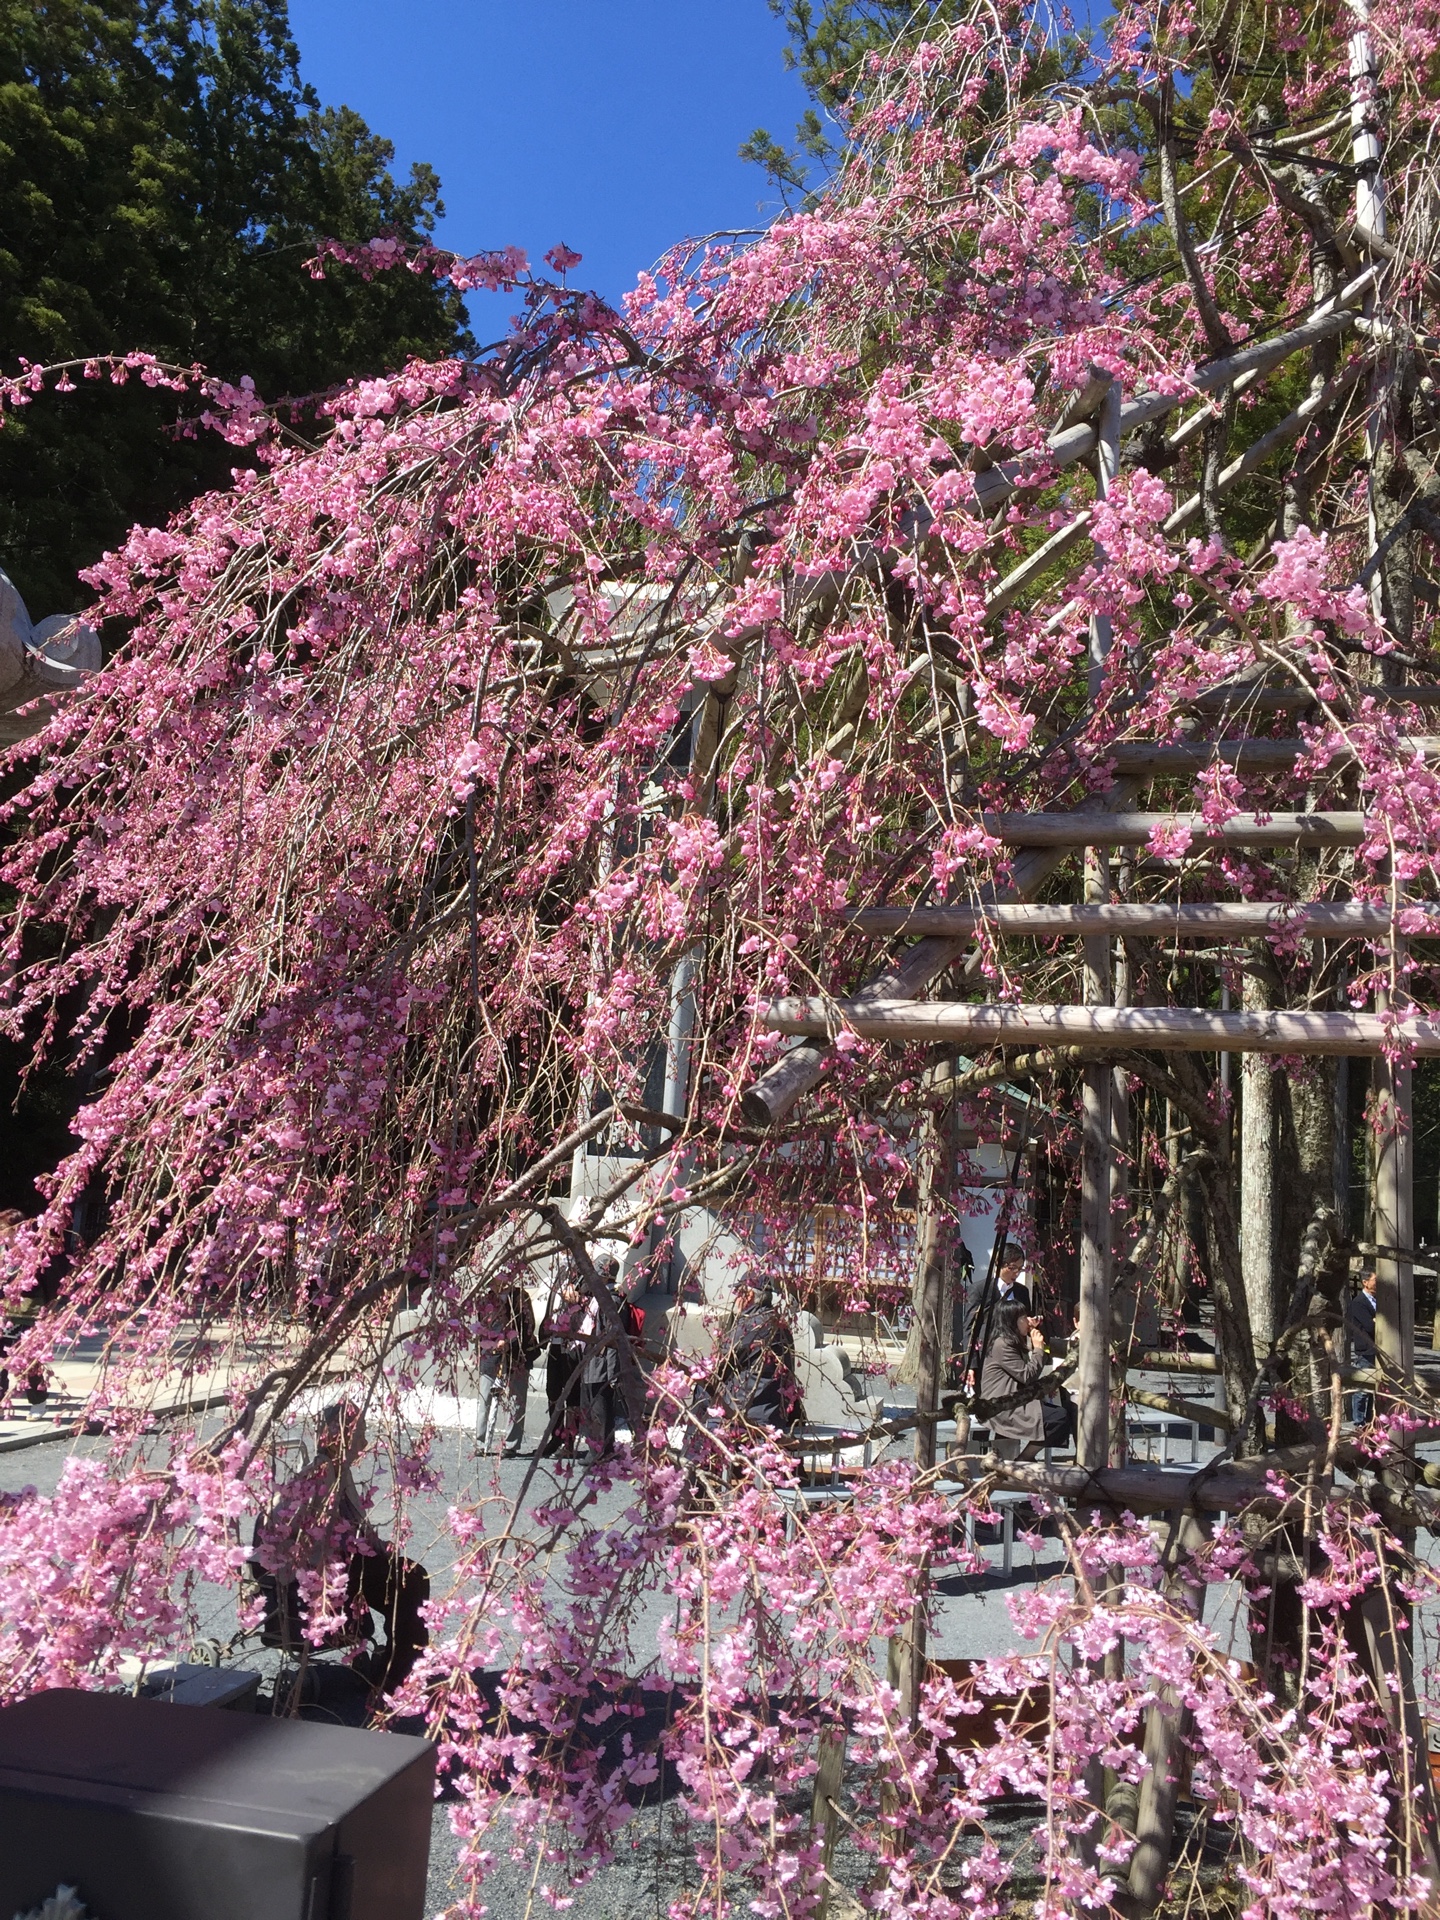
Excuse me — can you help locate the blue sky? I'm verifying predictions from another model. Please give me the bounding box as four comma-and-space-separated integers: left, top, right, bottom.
288, 0, 816, 341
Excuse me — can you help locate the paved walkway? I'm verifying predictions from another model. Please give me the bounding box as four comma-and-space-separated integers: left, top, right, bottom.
4, 1337, 1433, 1915
0, 1391, 1258, 1917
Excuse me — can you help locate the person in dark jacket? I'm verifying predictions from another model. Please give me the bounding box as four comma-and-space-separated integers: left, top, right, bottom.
256, 1403, 429, 1702
960, 1244, 1033, 1390
1348, 1269, 1377, 1425
705, 1280, 803, 1432
475, 1283, 541, 1456
580, 1253, 623, 1458
995, 1246, 1033, 1314
539, 1271, 586, 1456
978, 1300, 1046, 1460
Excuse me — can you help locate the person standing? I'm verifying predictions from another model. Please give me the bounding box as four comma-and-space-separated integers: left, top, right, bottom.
579, 1253, 623, 1458
1347, 1269, 1377, 1425
995, 1246, 1033, 1313
539, 1270, 585, 1456
475, 1282, 540, 1457
960, 1243, 1032, 1392
978, 1301, 1046, 1461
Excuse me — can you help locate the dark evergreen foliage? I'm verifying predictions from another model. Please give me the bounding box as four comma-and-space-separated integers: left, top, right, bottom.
0, 0, 469, 614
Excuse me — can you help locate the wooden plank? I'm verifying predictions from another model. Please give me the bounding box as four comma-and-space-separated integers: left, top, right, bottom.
737, 779, 1147, 1126
763, 997, 1440, 1056
939, 1455, 1301, 1513
977, 810, 1366, 848
985, 511, 1091, 618
970, 272, 1377, 516
809, 1728, 846, 1919
1185, 685, 1440, 713
1128, 1514, 1210, 1909
1105, 737, 1440, 775
1163, 359, 1367, 536
1079, 973, 1112, 1467
848, 902, 1431, 937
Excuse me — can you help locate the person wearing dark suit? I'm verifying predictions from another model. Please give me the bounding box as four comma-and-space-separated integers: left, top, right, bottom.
539, 1273, 586, 1455
475, 1283, 541, 1456
1348, 1269, 1377, 1425
995, 1246, 1032, 1314
960, 1245, 1032, 1389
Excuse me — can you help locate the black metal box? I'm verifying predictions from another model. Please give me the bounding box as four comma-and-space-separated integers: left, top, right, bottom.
0, 1689, 434, 1920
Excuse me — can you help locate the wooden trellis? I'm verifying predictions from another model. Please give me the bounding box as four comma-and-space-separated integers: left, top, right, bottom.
739, 7, 1424, 1473
739, 8, 1440, 1894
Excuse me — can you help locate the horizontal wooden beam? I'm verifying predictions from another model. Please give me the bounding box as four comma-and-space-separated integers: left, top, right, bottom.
1185, 685, 1440, 714
737, 781, 1151, 1129
1129, 1386, 1237, 1432
970, 273, 1375, 517
1104, 737, 1440, 775
940, 1455, 1299, 1514
978, 810, 1367, 848
848, 902, 1428, 938
764, 998, 1440, 1056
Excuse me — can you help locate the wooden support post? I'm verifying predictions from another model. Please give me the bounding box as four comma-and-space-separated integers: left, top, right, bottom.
1241, 969, 1278, 1361
912, 1138, 949, 1480
1360, 937, 1439, 1890
1110, 909, 1131, 1468
1128, 1513, 1210, 1911
894, 1069, 952, 1727
1080, 418, 1122, 1841
1079, 855, 1113, 1473
1374, 988, 1414, 1412
810, 1727, 846, 1920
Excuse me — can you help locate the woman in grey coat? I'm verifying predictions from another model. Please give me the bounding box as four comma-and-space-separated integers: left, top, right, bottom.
978, 1300, 1046, 1460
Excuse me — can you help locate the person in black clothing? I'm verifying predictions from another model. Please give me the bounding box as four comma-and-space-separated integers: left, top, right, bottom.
960, 1243, 1033, 1391
995, 1246, 1033, 1313
475, 1283, 541, 1456
256, 1403, 429, 1702
539, 1271, 586, 1456
580, 1253, 623, 1458
702, 1280, 803, 1432
1348, 1269, 1377, 1425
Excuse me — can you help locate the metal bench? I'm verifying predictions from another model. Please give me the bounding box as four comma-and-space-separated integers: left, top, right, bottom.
1125, 1415, 1199, 1465
962, 1490, 1031, 1577
141, 1663, 260, 1711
